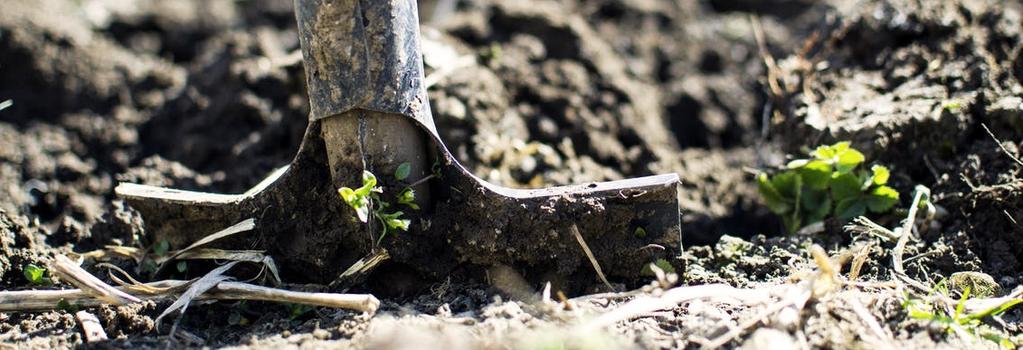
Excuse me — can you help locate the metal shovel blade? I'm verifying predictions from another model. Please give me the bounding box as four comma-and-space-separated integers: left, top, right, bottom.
116, 0, 682, 285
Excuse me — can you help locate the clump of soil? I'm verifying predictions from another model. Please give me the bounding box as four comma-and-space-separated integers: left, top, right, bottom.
0, 0, 1021, 348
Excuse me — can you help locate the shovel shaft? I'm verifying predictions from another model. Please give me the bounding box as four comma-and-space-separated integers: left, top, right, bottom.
296, 0, 433, 208
294, 0, 432, 126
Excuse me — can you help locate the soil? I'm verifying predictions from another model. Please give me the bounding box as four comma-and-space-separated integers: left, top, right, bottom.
1, 0, 1022, 349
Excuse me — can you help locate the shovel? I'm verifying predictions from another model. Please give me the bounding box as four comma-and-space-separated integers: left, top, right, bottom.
116, 0, 682, 287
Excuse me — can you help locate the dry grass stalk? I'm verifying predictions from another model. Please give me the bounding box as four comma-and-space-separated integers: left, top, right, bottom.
570, 224, 615, 292
0, 280, 379, 314
156, 218, 256, 274
50, 255, 141, 306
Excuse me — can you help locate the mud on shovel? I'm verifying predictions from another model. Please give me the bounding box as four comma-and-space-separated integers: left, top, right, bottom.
116, 0, 682, 289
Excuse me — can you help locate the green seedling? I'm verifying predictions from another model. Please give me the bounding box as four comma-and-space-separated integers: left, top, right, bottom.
287, 303, 313, 321
338, 168, 417, 245
758, 141, 900, 233
903, 287, 1022, 349
23, 263, 51, 286
641, 258, 676, 276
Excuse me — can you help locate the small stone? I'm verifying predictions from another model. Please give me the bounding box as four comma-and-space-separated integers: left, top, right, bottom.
312, 328, 330, 340
948, 271, 1001, 297
741, 328, 796, 350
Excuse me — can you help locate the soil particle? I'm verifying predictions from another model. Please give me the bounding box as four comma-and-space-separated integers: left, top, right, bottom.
97, 301, 158, 338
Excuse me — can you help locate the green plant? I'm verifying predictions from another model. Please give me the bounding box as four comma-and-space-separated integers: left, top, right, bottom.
903, 287, 1022, 349
287, 303, 313, 321
23, 263, 51, 286
338, 168, 419, 245
56, 298, 79, 313
757, 141, 900, 233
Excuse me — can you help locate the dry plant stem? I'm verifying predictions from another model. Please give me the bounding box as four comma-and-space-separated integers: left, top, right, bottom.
981, 122, 1023, 167
157, 218, 256, 273
749, 15, 783, 97
50, 255, 141, 305
0, 281, 380, 314
848, 243, 873, 281
570, 224, 615, 292
892, 189, 929, 291
329, 249, 391, 290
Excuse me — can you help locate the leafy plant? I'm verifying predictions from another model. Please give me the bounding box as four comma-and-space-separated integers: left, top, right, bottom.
757, 141, 900, 233
903, 287, 1022, 349
23, 263, 51, 286
338, 167, 420, 245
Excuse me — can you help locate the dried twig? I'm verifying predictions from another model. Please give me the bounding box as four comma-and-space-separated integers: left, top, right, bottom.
570, 224, 615, 292
892, 186, 930, 292
50, 255, 140, 306
329, 249, 390, 290
848, 242, 873, 281
981, 123, 1023, 168
0, 280, 379, 314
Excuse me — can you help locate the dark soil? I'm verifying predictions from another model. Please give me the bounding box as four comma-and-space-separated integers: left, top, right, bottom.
1, 0, 1021, 348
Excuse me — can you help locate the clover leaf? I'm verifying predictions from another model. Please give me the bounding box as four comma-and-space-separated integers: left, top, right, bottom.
757, 141, 901, 233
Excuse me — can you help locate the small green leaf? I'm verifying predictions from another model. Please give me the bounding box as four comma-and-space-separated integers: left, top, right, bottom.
353, 201, 369, 223
812, 143, 840, 160
835, 148, 865, 173
866, 185, 899, 213
338, 187, 357, 204
339, 186, 371, 222
176, 261, 188, 273
757, 173, 791, 214
870, 165, 890, 185
801, 189, 831, 224
56, 298, 78, 313
355, 171, 378, 197
397, 188, 419, 209
771, 172, 800, 198
830, 173, 863, 201
395, 162, 412, 181
835, 197, 867, 219
24, 264, 49, 285
634, 227, 647, 238
798, 160, 832, 190
154, 240, 171, 256
654, 259, 676, 274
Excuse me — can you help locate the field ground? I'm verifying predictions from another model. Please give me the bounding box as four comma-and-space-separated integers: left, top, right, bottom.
0, 0, 1021, 348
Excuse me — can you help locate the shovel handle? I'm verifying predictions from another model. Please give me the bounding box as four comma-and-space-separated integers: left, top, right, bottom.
294, 0, 431, 125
